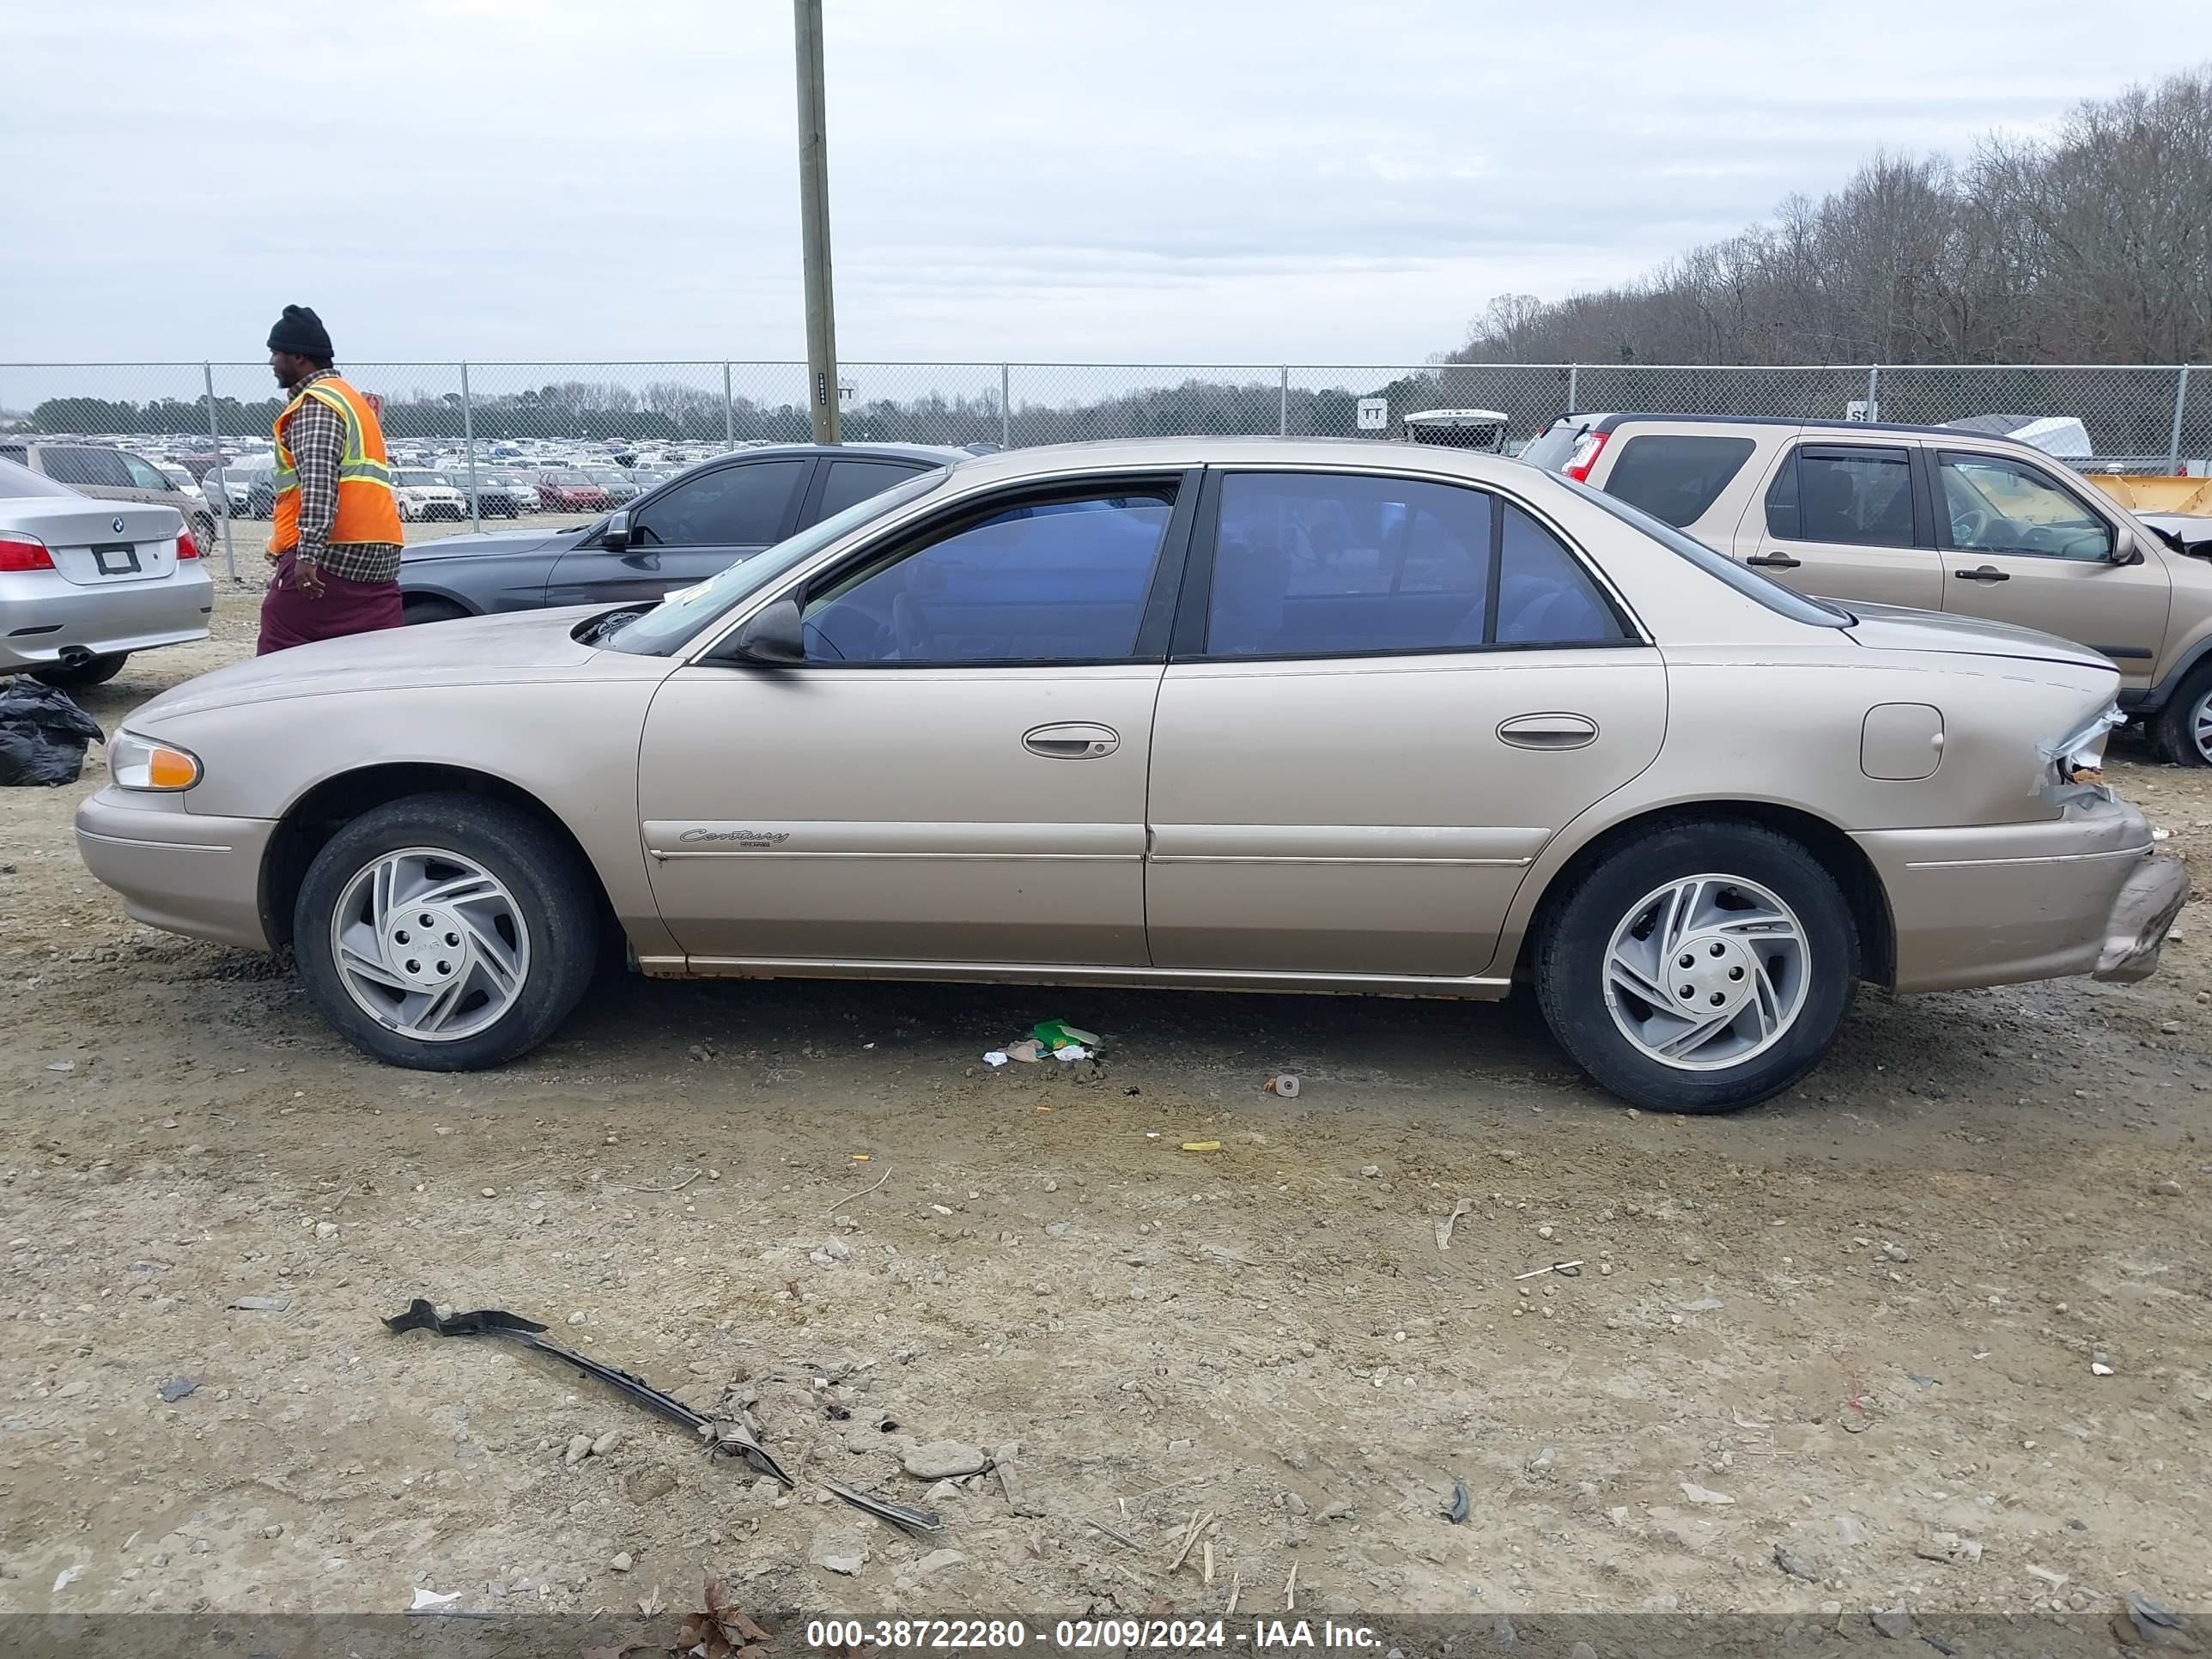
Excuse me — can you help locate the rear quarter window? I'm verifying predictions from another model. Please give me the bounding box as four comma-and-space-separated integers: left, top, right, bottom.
1603, 434, 1756, 527
1517, 421, 1589, 472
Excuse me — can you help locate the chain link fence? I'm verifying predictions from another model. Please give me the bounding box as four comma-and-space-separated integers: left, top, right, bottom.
3, 359, 2205, 574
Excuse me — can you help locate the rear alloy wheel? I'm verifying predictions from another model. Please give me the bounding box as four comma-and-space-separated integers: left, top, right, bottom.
294, 793, 599, 1069
1535, 820, 1857, 1112
2153, 666, 2212, 767
32, 653, 126, 690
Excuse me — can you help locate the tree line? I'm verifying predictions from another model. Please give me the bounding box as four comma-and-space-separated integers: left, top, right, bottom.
1453, 68, 2212, 370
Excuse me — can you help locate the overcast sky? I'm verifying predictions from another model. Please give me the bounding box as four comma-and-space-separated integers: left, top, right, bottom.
3, 1, 2200, 369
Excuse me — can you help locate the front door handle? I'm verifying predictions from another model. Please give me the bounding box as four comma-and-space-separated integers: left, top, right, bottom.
1954, 565, 2010, 583
1498, 713, 1599, 750
1746, 552, 1802, 569
1024, 722, 1120, 759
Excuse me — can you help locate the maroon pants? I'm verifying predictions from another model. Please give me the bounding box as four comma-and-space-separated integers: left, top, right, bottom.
257, 552, 405, 655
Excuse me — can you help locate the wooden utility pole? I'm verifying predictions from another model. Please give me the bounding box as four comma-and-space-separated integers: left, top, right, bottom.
793, 0, 841, 444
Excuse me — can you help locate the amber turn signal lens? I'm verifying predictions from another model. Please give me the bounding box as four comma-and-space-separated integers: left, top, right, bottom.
147, 747, 199, 789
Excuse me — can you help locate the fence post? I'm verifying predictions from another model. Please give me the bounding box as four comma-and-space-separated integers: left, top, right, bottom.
722, 362, 736, 449
2170, 365, 2191, 473
1866, 363, 1881, 421
1566, 363, 1579, 412
1278, 366, 1290, 435
1000, 363, 1012, 449
202, 362, 236, 582
459, 362, 480, 534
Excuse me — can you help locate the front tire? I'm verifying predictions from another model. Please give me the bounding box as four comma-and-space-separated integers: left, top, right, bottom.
2154, 665, 2212, 767
293, 793, 599, 1070
32, 653, 126, 690
1534, 819, 1858, 1113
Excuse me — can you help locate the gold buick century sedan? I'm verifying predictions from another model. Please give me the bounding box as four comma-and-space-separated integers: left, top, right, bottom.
76, 439, 2185, 1111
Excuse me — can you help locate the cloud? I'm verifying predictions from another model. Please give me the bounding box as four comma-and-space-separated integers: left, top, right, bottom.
0, 0, 2199, 370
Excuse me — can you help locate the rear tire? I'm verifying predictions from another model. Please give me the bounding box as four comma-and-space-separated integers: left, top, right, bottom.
293, 792, 599, 1070
402, 596, 471, 626
2154, 665, 2212, 767
1534, 819, 1858, 1113
32, 653, 126, 690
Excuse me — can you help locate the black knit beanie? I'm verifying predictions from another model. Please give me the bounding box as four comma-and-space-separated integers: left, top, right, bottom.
267, 305, 333, 361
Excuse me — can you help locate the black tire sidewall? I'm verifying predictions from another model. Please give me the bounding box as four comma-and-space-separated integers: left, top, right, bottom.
32, 653, 125, 690
293, 793, 598, 1070
1536, 822, 1858, 1113
2156, 670, 2212, 767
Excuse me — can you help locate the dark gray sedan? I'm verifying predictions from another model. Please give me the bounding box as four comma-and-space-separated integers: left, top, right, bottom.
397, 444, 958, 622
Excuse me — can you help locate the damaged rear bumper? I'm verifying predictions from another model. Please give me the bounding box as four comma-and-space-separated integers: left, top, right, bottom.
2092, 852, 2189, 983
1861, 797, 2186, 993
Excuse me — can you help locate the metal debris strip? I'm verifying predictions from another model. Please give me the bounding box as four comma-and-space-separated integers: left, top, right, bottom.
382, 1298, 940, 1536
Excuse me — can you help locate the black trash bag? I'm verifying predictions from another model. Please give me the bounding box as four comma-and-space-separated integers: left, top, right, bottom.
0, 678, 104, 787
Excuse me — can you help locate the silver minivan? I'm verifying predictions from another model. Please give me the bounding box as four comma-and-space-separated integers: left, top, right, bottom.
0, 441, 217, 555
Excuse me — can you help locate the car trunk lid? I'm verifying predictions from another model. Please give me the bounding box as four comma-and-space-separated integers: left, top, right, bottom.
4, 499, 183, 586
1842, 602, 2118, 673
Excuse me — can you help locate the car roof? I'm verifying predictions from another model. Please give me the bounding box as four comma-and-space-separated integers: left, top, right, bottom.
1555, 411, 2069, 443
939, 434, 1540, 488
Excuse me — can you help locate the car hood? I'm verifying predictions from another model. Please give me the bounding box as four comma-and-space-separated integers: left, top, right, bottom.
128, 605, 638, 724
399, 526, 588, 562
1842, 602, 2116, 672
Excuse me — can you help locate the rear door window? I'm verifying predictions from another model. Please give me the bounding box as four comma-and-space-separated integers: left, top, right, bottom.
1766, 445, 1916, 546
1198, 471, 1625, 659
1603, 434, 1755, 527
42, 447, 136, 489
634, 459, 806, 546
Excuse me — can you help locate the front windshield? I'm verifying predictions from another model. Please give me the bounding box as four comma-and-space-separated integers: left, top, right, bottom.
1552, 471, 1850, 626
602, 467, 949, 657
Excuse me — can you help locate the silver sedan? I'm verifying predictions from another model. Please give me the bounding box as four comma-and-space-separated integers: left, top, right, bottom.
1, 456, 212, 690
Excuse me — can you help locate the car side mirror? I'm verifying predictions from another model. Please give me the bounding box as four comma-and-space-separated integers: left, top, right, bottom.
724, 597, 807, 665
603, 509, 632, 552
2108, 527, 2143, 566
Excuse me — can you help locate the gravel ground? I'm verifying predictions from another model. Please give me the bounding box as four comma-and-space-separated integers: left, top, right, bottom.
2, 593, 2209, 1634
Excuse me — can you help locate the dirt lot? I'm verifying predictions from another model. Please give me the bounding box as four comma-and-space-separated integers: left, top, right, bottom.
3, 586, 2209, 1638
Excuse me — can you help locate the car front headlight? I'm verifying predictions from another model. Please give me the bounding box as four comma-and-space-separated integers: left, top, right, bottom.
110, 731, 203, 792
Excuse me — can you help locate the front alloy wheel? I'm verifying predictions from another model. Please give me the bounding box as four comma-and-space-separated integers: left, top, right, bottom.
331, 848, 530, 1041
295, 793, 599, 1069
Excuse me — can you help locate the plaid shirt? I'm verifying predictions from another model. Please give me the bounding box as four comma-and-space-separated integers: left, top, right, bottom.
276, 368, 403, 585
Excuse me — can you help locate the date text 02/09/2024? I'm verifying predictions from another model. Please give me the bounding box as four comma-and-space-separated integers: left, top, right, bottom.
802, 1620, 1385, 1651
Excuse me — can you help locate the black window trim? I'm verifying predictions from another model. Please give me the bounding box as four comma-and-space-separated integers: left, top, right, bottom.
1930, 447, 2117, 560
1767, 441, 1932, 550
1167, 463, 1648, 666
709, 468, 1203, 672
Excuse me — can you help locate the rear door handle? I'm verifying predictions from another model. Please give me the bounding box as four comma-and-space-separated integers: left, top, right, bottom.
1024, 722, 1120, 759
1498, 713, 1599, 750
1954, 565, 2010, 583
1745, 553, 1802, 569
